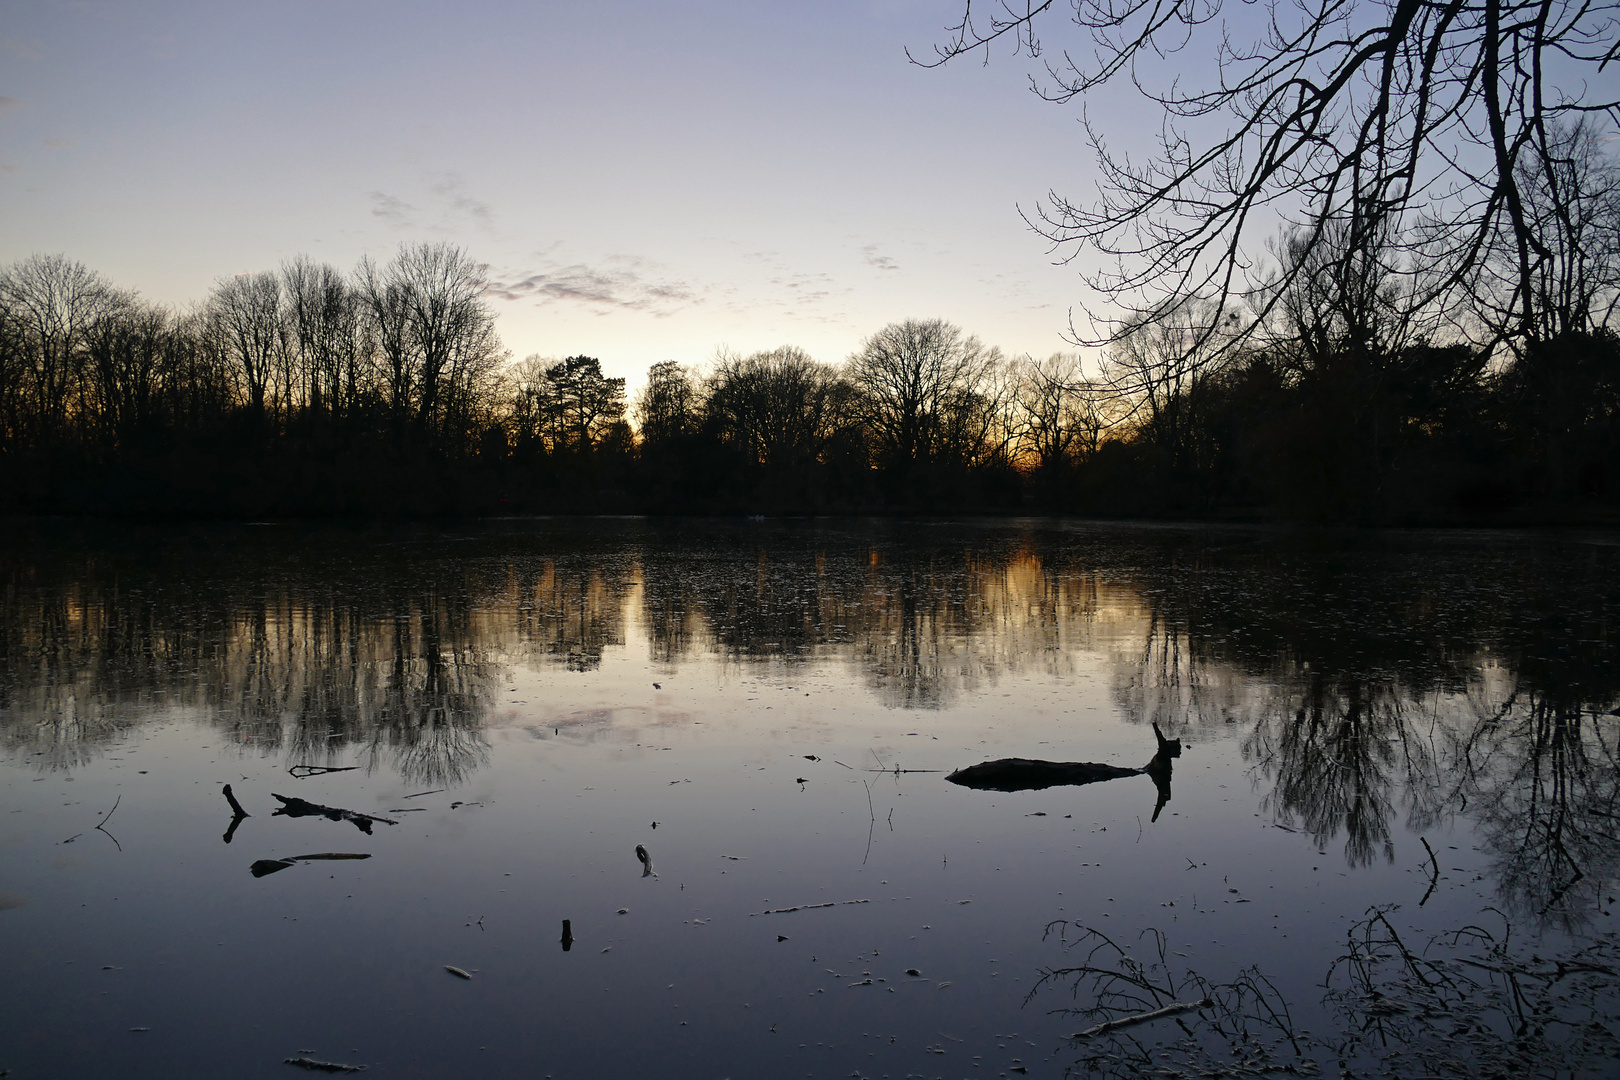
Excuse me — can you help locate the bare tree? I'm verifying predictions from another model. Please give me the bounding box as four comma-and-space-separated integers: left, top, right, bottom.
704, 346, 854, 469
0, 254, 122, 441
633, 360, 701, 447
846, 318, 1004, 474
82, 297, 170, 449
915, 0, 1620, 350
1014, 352, 1106, 471
1102, 299, 1240, 470
1469, 121, 1620, 346
282, 256, 365, 420
356, 243, 502, 445
1265, 217, 1421, 373
208, 271, 284, 423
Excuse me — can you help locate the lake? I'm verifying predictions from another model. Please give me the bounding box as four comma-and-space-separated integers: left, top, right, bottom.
2, 517, 1616, 1079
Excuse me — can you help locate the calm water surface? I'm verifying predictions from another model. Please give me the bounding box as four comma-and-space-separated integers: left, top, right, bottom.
2, 518, 1616, 1079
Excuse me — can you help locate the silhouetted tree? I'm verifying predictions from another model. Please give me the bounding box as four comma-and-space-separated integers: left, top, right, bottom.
847, 318, 1006, 499
705, 346, 852, 469
633, 360, 700, 448
356, 242, 504, 451
0, 254, 123, 444
1102, 300, 1240, 483
521, 355, 626, 454
208, 271, 284, 424
281, 256, 366, 422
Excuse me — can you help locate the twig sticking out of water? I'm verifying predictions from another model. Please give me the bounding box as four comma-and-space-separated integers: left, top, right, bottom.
95, 795, 121, 831
1419, 836, 1441, 906
288, 765, 358, 779
69, 795, 125, 851
863, 780, 876, 864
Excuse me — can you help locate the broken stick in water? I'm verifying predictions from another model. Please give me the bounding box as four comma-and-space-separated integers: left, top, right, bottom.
222, 785, 250, 844
223, 784, 251, 817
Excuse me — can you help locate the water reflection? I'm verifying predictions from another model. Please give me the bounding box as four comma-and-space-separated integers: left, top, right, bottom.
2, 521, 1616, 925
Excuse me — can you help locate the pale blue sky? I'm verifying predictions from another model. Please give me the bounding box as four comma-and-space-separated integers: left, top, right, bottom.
0, 1, 1147, 386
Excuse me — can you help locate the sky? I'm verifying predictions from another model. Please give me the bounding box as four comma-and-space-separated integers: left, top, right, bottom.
0, 0, 1129, 390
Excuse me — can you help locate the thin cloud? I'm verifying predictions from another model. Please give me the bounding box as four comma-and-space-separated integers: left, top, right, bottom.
368, 176, 491, 231
43, 136, 75, 149
0, 97, 20, 117
488, 257, 700, 316
861, 244, 900, 271
368, 191, 417, 226
425, 172, 491, 223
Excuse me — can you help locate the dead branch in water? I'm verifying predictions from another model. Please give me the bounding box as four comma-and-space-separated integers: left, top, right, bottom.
1072, 998, 1213, 1038
271, 794, 397, 834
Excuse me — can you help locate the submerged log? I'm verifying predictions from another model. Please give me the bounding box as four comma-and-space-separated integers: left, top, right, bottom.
947, 724, 1182, 820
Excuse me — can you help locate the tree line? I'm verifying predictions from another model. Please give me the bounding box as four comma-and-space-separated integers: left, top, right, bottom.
0, 228, 1615, 519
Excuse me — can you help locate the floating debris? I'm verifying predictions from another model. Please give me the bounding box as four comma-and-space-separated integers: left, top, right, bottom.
443, 965, 472, 980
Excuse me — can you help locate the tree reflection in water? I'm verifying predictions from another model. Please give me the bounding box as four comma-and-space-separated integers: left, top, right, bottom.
2, 520, 1615, 923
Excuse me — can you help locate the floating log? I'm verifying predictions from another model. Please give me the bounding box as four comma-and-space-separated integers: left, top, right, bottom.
945, 759, 1140, 791
947, 724, 1181, 820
